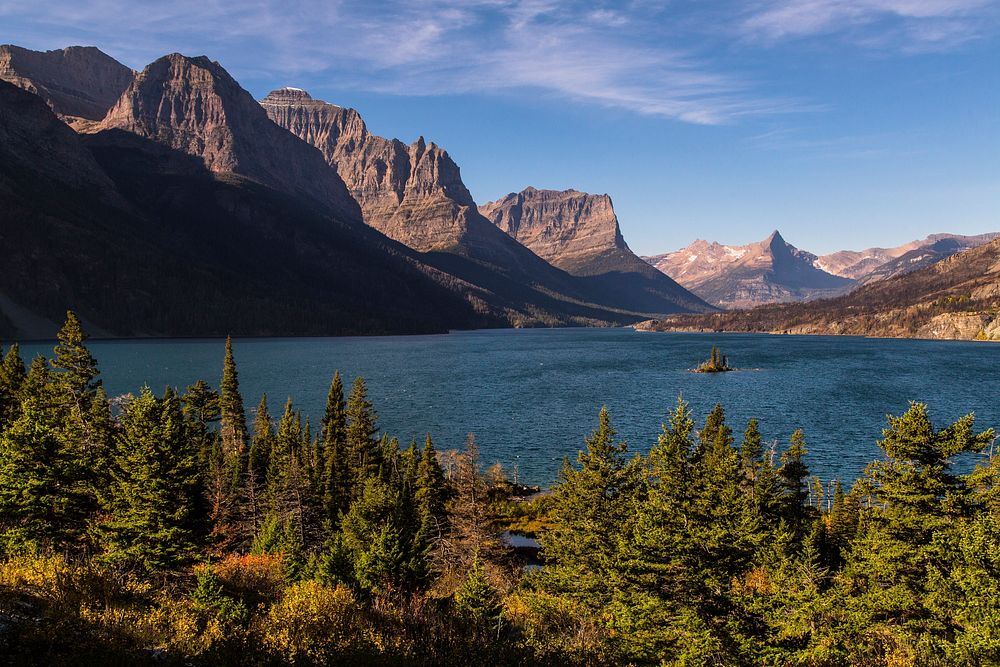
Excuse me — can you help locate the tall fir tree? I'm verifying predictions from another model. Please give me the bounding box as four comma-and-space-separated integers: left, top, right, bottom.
95, 388, 201, 571
538, 407, 639, 612
345, 376, 381, 501
246, 394, 274, 541
219, 336, 247, 466
50, 311, 101, 412
0, 343, 26, 429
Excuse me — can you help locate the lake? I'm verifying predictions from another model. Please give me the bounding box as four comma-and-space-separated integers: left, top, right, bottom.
12, 328, 1000, 487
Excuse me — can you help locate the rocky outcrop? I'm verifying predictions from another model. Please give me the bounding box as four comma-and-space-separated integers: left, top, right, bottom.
646, 231, 854, 308
641, 237, 1000, 342
262, 88, 711, 317
97, 57, 360, 220
479, 187, 627, 273
0, 45, 133, 123
261, 87, 487, 252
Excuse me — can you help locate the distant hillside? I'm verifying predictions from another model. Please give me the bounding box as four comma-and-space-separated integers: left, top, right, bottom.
639, 238, 1000, 341
644, 231, 854, 308
815, 232, 1000, 280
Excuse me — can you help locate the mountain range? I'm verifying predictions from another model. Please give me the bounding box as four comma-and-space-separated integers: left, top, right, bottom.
0, 46, 710, 339
645, 231, 854, 308
646, 231, 999, 309
639, 236, 1000, 341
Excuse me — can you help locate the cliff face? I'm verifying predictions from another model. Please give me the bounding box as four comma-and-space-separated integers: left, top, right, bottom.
646, 231, 854, 309
478, 187, 628, 273
262, 87, 710, 318
0, 45, 133, 124
0, 79, 489, 339
260, 87, 482, 252
641, 237, 1000, 342
97, 58, 360, 220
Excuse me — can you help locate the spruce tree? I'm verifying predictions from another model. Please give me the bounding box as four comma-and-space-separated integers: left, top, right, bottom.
320, 372, 348, 522
96, 388, 201, 572
219, 336, 247, 465
778, 429, 812, 545
246, 394, 274, 540
50, 311, 101, 412
0, 343, 26, 429
345, 376, 380, 500
538, 407, 639, 611
414, 434, 449, 576
0, 397, 89, 552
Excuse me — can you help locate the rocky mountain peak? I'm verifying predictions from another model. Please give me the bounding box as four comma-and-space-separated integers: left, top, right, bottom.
0, 44, 133, 124
261, 90, 482, 250
479, 187, 628, 271
98, 55, 360, 219
646, 231, 852, 308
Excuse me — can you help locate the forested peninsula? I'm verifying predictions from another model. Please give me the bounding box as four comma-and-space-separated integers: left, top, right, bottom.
0, 313, 997, 665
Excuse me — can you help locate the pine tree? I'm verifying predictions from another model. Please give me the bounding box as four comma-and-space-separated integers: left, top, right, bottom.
219, 336, 247, 466
779, 429, 812, 545
0, 343, 26, 429
414, 434, 449, 578
740, 418, 764, 482
0, 396, 89, 552
538, 407, 639, 611
96, 388, 201, 572
50, 311, 101, 412
345, 376, 380, 500
320, 372, 348, 523
245, 394, 274, 540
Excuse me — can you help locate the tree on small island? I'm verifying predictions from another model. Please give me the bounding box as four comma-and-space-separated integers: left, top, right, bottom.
695, 346, 733, 373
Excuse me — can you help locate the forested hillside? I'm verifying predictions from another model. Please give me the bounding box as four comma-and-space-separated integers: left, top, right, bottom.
0, 315, 998, 665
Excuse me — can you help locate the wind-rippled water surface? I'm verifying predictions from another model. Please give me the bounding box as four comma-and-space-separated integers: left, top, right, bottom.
15, 328, 1000, 486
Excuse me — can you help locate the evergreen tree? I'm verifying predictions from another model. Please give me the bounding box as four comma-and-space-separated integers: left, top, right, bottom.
219, 336, 247, 466
539, 407, 639, 612
345, 376, 381, 500
824, 404, 993, 662
740, 418, 764, 481
246, 394, 274, 540
415, 435, 449, 552
341, 477, 416, 592
0, 397, 89, 552
779, 429, 812, 545
320, 372, 348, 523
50, 311, 101, 412
96, 388, 201, 572
0, 343, 26, 429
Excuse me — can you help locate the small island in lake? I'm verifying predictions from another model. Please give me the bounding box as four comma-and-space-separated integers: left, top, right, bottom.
694, 346, 733, 373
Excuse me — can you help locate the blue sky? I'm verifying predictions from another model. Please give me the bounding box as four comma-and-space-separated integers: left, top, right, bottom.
2, 0, 998, 255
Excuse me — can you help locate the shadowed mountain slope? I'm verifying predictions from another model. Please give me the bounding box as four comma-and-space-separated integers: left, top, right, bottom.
0, 79, 493, 339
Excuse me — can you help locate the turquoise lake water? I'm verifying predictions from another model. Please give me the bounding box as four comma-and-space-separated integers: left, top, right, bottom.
13, 328, 1000, 486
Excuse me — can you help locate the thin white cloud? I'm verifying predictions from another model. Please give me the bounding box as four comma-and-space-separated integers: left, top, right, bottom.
2, 0, 996, 124
740, 0, 998, 50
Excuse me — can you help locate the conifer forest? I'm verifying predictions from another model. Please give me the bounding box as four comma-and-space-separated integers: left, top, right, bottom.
0, 313, 998, 666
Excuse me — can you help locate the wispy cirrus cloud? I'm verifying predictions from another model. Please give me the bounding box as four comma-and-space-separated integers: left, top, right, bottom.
1, 0, 996, 124
739, 0, 999, 50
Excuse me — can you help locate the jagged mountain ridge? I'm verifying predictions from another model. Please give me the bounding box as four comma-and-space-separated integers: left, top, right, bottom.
0, 44, 133, 126
639, 237, 1000, 341
95, 57, 362, 221
0, 78, 493, 339
645, 231, 854, 308
261, 87, 710, 317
